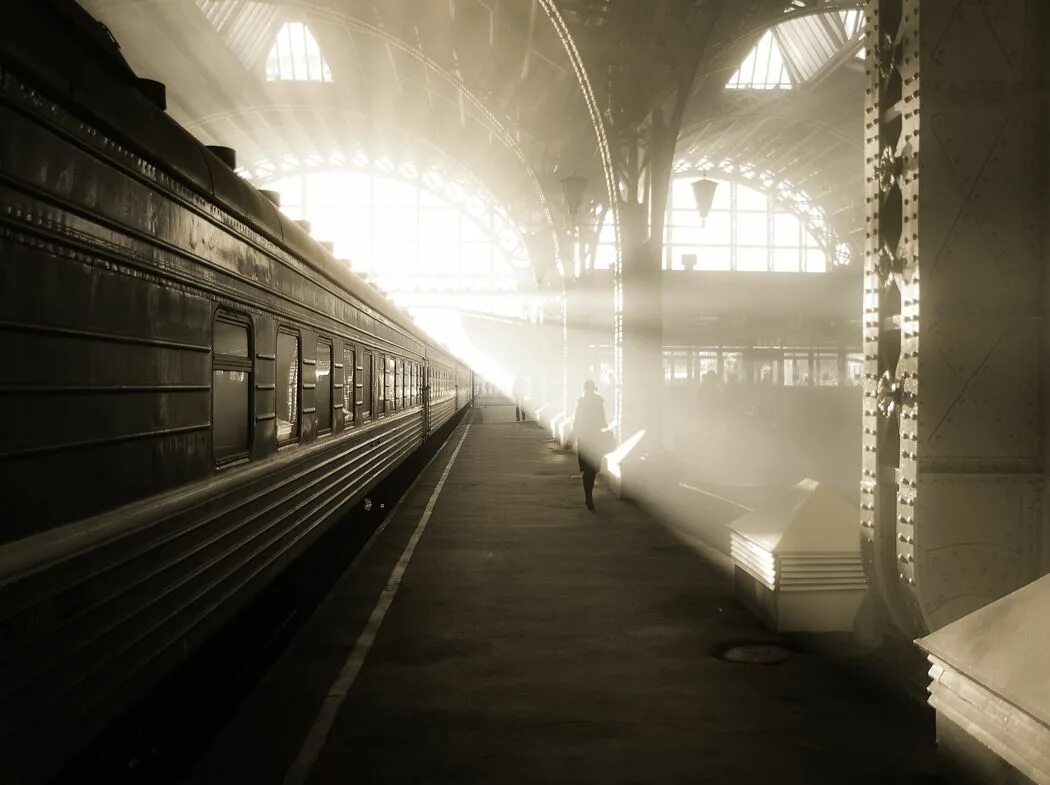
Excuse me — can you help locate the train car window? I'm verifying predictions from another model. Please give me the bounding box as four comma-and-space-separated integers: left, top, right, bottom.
376, 353, 385, 415
344, 346, 355, 425
410, 363, 416, 406
213, 313, 252, 463
396, 359, 404, 409
215, 320, 249, 357
359, 350, 372, 421
392, 358, 400, 412
316, 338, 332, 434
402, 360, 408, 408
386, 356, 395, 414
276, 330, 301, 443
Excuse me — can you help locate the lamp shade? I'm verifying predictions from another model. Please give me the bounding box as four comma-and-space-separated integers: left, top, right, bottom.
560, 174, 588, 221
691, 179, 719, 220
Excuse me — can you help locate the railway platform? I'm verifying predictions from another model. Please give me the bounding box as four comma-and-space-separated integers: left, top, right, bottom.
187, 402, 938, 785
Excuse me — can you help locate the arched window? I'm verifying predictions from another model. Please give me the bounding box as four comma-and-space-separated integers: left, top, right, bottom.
260, 168, 530, 305
592, 175, 831, 273
663, 176, 827, 272
726, 30, 791, 90
266, 22, 333, 82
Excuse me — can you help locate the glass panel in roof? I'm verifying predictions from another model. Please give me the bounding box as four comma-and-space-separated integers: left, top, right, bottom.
196, 0, 281, 69
840, 9, 864, 39
726, 30, 791, 90
726, 9, 864, 90
266, 21, 334, 82
775, 13, 847, 82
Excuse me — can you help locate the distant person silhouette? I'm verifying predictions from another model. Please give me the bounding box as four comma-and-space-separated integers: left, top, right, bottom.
572, 380, 608, 511
512, 374, 528, 422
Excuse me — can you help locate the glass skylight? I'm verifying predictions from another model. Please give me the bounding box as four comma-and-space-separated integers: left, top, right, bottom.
196, 0, 281, 69
727, 9, 864, 90
726, 30, 792, 90
265, 22, 333, 82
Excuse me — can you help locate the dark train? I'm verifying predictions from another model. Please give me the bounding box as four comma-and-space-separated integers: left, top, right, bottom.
0, 3, 472, 780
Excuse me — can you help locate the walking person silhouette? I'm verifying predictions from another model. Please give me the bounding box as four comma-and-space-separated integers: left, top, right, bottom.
512, 374, 528, 422
572, 380, 607, 511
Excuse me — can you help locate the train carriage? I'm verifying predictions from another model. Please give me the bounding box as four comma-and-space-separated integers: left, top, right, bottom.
0, 3, 472, 781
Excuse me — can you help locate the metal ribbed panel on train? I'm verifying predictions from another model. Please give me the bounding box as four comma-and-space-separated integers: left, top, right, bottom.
0, 11, 473, 780
0, 414, 424, 768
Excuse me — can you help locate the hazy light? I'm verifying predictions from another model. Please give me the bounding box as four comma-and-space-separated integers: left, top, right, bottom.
408, 308, 515, 393
591, 173, 840, 271
727, 30, 791, 90
258, 166, 534, 318
727, 10, 865, 90
266, 22, 333, 82
605, 429, 646, 480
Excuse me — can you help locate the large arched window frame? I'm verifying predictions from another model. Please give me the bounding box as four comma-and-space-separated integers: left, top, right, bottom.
248, 153, 532, 312
661, 174, 828, 272
590, 166, 850, 273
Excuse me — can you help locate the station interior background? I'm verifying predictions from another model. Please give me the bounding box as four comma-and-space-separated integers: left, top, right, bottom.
86, 1, 870, 517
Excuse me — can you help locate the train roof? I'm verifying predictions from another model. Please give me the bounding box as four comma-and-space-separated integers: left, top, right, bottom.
0, 0, 445, 355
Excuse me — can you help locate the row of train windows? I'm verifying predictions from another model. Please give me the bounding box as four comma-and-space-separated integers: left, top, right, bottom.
212, 311, 453, 463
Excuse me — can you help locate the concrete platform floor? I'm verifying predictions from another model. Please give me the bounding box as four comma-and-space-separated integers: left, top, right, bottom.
188, 405, 938, 785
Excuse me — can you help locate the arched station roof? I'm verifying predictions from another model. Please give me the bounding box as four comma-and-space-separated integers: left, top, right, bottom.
82, 0, 865, 273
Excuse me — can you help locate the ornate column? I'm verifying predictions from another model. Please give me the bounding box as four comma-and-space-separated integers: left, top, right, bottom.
618, 197, 660, 441
862, 0, 1048, 637
615, 108, 680, 447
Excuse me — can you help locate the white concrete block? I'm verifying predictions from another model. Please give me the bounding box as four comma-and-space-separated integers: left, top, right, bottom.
728, 479, 865, 632
917, 574, 1050, 785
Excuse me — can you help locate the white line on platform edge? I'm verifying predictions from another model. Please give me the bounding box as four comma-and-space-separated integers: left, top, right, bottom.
283, 423, 472, 785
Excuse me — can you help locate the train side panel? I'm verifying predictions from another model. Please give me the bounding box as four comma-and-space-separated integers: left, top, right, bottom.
0, 60, 423, 539
0, 32, 468, 784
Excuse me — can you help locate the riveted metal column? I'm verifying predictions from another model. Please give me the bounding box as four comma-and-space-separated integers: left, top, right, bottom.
861, 0, 920, 637
863, 0, 1048, 637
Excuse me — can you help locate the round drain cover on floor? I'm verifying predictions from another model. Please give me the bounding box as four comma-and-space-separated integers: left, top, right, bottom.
716, 642, 794, 665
